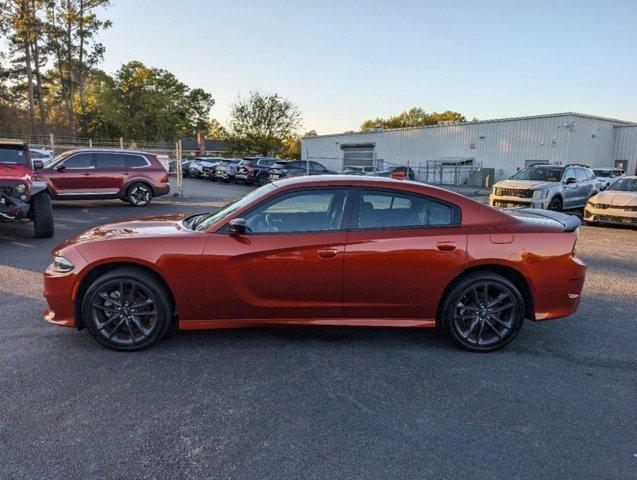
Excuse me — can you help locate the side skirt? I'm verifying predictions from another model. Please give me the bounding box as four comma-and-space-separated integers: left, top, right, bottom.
179, 318, 436, 330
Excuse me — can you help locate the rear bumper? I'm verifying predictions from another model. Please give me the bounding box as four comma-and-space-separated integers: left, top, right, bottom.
533, 254, 587, 321
154, 183, 170, 197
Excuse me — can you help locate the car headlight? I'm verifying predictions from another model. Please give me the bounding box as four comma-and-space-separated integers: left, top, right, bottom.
15, 183, 26, 194
532, 189, 549, 199
52, 256, 74, 273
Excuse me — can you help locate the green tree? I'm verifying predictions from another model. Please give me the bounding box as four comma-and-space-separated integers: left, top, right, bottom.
281, 129, 317, 159
207, 118, 228, 139
361, 107, 466, 131
228, 91, 302, 156
86, 61, 214, 141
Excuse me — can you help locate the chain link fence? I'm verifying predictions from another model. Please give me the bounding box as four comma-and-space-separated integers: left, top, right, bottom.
305, 155, 493, 190
1, 133, 185, 196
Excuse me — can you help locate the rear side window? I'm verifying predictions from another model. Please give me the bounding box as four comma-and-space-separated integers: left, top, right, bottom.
124, 155, 149, 168
63, 153, 93, 169
94, 152, 124, 169
357, 190, 460, 229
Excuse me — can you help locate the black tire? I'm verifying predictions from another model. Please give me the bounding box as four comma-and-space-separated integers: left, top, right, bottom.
440, 272, 525, 352
257, 174, 268, 186
81, 267, 172, 351
126, 182, 153, 207
547, 197, 562, 212
31, 192, 54, 238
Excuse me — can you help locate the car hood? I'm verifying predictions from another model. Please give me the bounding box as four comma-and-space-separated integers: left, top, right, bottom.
588, 190, 637, 207
0, 163, 33, 183
57, 214, 189, 249
494, 179, 557, 189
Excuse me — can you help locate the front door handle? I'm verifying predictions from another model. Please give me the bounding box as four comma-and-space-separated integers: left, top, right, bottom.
317, 249, 338, 259
436, 241, 457, 252
83, 172, 91, 176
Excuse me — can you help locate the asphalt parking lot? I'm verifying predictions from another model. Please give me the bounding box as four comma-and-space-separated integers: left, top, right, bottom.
1, 178, 635, 479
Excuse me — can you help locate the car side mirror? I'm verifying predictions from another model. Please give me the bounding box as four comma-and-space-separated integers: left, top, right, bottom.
56, 164, 66, 172
32, 160, 43, 170
564, 177, 576, 184
228, 218, 247, 235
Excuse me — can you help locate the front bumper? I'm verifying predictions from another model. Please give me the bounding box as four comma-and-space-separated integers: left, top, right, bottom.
42, 248, 87, 328
0, 193, 30, 220
489, 195, 549, 209
584, 206, 637, 226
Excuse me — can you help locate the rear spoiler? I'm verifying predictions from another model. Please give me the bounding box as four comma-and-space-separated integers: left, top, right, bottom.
504, 207, 581, 232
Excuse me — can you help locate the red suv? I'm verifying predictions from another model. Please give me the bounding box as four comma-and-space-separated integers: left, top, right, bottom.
39, 149, 170, 206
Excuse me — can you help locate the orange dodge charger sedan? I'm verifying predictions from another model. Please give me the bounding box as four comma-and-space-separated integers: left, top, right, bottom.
43, 176, 586, 352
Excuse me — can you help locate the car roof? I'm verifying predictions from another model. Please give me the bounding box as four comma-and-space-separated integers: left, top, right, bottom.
593, 167, 622, 171
59, 148, 152, 156
0, 139, 27, 147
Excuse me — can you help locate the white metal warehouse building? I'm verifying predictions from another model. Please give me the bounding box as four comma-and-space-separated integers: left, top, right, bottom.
301, 113, 637, 184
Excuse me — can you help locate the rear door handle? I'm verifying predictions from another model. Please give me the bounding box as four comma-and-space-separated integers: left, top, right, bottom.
83, 172, 91, 176
317, 249, 338, 259
436, 241, 457, 251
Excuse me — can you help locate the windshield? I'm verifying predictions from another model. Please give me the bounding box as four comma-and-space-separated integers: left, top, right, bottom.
45, 151, 71, 167
0, 145, 28, 165
511, 166, 563, 182
608, 178, 637, 192
593, 169, 611, 177
192, 183, 277, 231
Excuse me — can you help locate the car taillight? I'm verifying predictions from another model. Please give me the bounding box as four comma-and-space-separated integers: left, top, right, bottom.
160, 173, 169, 182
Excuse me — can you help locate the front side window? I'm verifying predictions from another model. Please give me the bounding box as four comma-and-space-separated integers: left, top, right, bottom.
94, 153, 124, 169
193, 183, 278, 231
575, 169, 588, 182
358, 190, 458, 229
244, 189, 348, 233
62, 153, 93, 169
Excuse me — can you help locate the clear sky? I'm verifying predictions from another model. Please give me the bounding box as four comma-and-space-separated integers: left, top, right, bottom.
97, 0, 637, 134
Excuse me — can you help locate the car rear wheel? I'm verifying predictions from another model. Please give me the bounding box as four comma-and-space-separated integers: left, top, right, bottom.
30, 192, 54, 238
82, 267, 172, 351
126, 182, 153, 207
440, 272, 524, 352
548, 197, 562, 211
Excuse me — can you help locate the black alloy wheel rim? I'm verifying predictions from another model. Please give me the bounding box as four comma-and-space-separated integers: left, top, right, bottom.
548, 199, 561, 211
452, 282, 516, 347
130, 185, 151, 205
91, 279, 158, 346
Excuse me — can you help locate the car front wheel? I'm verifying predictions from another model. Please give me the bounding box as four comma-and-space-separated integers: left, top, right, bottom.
440, 272, 525, 352
30, 192, 54, 238
548, 197, 562, 211
126, 182, 153, 207
82, 267, 172, 351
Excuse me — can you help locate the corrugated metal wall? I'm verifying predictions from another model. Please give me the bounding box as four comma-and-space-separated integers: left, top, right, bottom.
302, 114, 630, 181
614, 126, 637, 175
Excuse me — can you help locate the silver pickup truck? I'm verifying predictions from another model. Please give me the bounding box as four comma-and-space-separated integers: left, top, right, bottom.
489, 164, 601, 212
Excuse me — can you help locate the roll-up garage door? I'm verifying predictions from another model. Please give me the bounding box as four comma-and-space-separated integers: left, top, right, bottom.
342, 144, 375, 168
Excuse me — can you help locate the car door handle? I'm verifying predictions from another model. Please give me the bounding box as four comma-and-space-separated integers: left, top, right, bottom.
83, 172, 91, 176
436, 241, 457, 251
317, 249, 338, 259
123, 172, 131, 176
